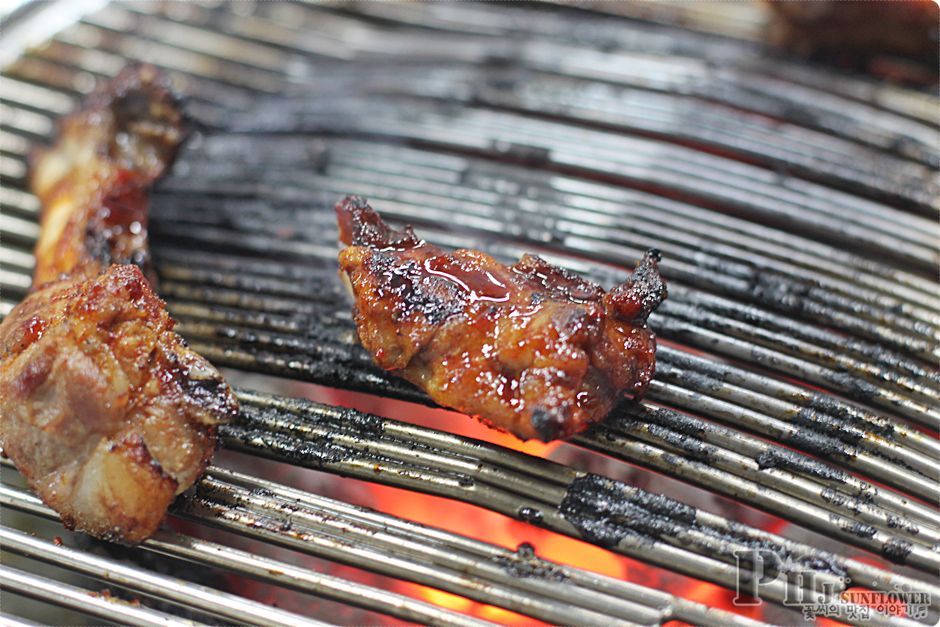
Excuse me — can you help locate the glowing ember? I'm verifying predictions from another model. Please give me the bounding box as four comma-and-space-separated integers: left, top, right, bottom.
308, 384, 766, 624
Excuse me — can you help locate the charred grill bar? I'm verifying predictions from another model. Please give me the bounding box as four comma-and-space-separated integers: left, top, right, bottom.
1, 1, 937, 625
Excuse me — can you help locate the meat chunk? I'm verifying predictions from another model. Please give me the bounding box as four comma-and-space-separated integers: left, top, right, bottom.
0, 265, 236, 542
336, 196, 666, 441
30, 62, 185, 287
0, 64, 236, 544
765, 1, 938, 84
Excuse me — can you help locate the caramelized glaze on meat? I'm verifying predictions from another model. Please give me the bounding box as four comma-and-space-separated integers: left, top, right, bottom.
336, 196, 666, 441
0, 65, 236, 544
30, 63, 185, 287
0, 266, 235, 542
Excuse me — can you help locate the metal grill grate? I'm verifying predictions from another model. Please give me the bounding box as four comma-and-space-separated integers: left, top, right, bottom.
1, 2, 937, 625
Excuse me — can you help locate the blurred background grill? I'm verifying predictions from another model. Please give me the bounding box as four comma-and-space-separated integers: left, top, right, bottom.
0, 2, 937, 625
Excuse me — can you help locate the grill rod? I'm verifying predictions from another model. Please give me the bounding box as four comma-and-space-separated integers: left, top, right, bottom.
3, 231, 932, 516
3, 93, 936, 344
4, 167, 938, 429
3, 243, 936, 510
3, 91, 935, 316
0, 564, 202, 627
0, 525, 328, 627
143, 196, 940, 426
9, 2, 940, 274
0, 463, 766, 627
104, 0, 940, 167
222, 389, 940, 607
0, 483, 495, 627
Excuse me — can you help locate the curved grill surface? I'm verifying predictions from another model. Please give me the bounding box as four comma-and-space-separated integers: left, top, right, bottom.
0, 2, 937, 626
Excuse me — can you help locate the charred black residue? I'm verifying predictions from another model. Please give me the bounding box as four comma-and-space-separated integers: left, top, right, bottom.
755, 447, 847, 482
488, 140, 551, 166
221, 419, 353, 470
822, 370, 879, 404
780, 428, 857, 464
518, 507, 544, 526
531, 406, 567, 441
806, 394, 894, 439
180, 372, 239, 421
492, 542, 569, 582
647, 423, 716, 463
223, 397, 480, 488
820, 487, 876, 517
673, 368, 726, 395
747, 269, 814, 315
885, 514, 919, 536
839, 519, 877, 539
560, 475, 849, 580
659, 351, 731, 385
880, 539, 913, 564
792, 407, 864, 446
559, 473, 694, 548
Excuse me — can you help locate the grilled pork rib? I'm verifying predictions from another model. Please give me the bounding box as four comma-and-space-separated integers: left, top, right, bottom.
336, 196, 666, 441
0, 65, 237, 544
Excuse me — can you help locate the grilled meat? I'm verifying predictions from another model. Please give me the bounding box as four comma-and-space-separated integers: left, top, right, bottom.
336, 196, 666, 441
30, 62, 185, 287
0, 64, 237, 544
0, 265, 235, 542
766, 1, 938, 85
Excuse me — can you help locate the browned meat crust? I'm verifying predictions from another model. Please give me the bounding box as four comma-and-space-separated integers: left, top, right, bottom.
0, 265, 235, 542
30, 63, 185, 287
0, 64, 236, 544
336, 196, 666, 441
766, 1, 938, 84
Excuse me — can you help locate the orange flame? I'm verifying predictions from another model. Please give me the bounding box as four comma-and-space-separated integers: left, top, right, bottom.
310, 385, 764, 624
